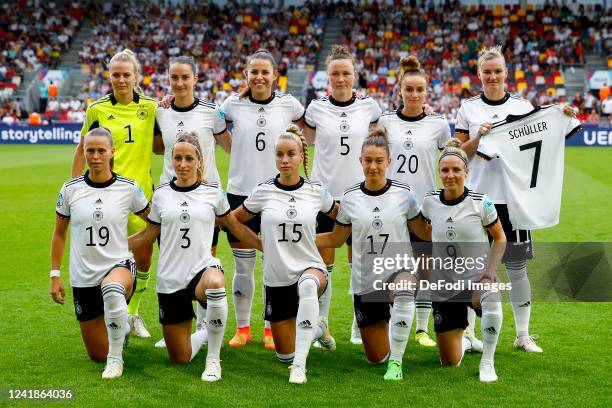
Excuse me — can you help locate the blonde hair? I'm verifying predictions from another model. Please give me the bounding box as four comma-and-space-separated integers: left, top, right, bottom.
326, 45, 356, 68
109, 48, 144, 95
277, 124, 310, 180
240, 49, 277, 98
477, 45, 506, 73
362, 127, 390, 157
398, 55, 428, 87
85, 127, 114, 170
439, 138, 468, 168
172, 131, 205, 183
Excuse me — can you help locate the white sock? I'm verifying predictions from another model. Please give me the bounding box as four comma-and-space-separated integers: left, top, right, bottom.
196, 302, 207, 326
102, 283, 127, 361
390, 291, 415, 362
318, 264, 333, 323
189, 329, 208, 362
415, 288, 431, 333
294, 275, 320, 368
231, 249, 256, 328
205, 288, 227, 361
276, 352, 294, 364
480, 291, 503, 364
507, 261, 531, 337
467, 306, 477, 333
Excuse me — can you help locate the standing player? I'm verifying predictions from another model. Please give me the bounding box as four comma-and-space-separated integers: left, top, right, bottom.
129, 134, 260, 381
221, 49, 305, 349
51, 127, 150, 379
303, 45, 382, 344
231, 125, 336, 384
154, 56, 231, 345
71, 49, 160, 338
421, 139, 506, 382
455, 46, 575, 352
379, 56, 451, 348
316, 129, 431, 381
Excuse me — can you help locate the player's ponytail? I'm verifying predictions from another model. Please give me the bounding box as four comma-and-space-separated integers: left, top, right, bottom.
240, 48, 278, 99
439, 138, 468, 168
109, 48, 144, 95
361, 127, 390, 157
278, 124, 310, 181
173, 131, 205, 183
398, 55, 428, 86
86, 127, 115, 170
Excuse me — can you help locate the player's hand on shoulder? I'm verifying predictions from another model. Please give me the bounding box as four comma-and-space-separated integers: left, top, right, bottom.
50, 277, 65, 305
159, 94, 175, 109
423, 104, 434, 115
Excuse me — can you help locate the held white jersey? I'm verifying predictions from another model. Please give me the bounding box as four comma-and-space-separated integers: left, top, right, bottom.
476, 105, 582, 230
305, 94, 382, 200
55, 172, 149, 287
156, 99, 226, 185
221, 93, 305, 196
380, 109, 451, 204
148, 180, 230, 294
455, 92, 533, 204
243, 176, 333, 287
336, 180, 420, 295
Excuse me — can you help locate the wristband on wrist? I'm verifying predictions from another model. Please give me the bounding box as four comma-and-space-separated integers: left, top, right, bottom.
50, 269, 61, 278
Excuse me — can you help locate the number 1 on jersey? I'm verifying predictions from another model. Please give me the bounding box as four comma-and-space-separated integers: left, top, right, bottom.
124, 124, 134, 144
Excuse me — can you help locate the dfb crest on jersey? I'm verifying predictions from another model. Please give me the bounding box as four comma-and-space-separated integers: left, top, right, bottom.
180, 211, 190, 223
340, 122, 350, 132
403, 138, 414, 150
286, 208, 297, 219
75, 303, 82, 315
372, 218, 383, 230
93, 209, 104, 222
137, 106, 148, 120
257, 116, 266, 127
446, 227, 456, 240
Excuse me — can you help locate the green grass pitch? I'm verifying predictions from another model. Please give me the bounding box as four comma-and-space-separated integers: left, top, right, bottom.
0, 145, 610, 406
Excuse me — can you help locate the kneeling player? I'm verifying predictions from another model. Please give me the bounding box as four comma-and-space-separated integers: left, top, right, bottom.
50, 127, 150, 379
317, 129, 431, 381
232, 125, 336, 384
420, 139, 506, 382
129, 134, 261, 381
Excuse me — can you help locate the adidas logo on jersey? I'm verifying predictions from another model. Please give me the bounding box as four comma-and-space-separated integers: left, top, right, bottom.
181, 201, 188, 207
177, 121, 184, 127
289, 197, 296, 203
107, 114, 115, 120
394, 320, 408, 328
373, 207, 380, 212
209, 319, 223, 327
406, 130, 412, 135
485, 326, 497, 334
340, 112, 348, 118
95, 198, 103, 205
297, 320, 312, 329
492, 114, 499, 119
258, 107, 266, 113
446, 217, 453, 223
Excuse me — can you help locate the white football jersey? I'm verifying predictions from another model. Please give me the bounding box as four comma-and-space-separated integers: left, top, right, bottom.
305, 94, 382, 200
421, 188, 498, 298
455, 92, 533, 204
336, 180, 420, 295
243, 176, 333, 287
380, 109, 451, 203
148, 180, 230, 293
55, 172, 149, 287
476, 105, 582, 230
221, 93, 305, 196
156, 99, 226, 185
